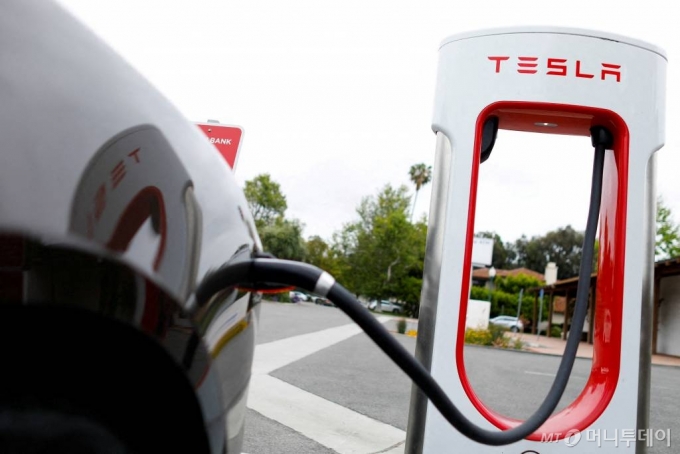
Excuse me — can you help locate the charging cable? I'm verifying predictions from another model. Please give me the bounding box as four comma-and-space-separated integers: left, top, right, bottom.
195, 126, 612, 445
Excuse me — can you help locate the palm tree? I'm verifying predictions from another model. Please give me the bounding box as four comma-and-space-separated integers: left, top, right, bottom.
408, 163, 432, 221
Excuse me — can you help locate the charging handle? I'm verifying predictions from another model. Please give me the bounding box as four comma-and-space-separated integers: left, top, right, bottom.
480, 116, 499, 163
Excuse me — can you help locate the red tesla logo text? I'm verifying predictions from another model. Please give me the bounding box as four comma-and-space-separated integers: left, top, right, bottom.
86, 148, 143, 237
488, 56, 621, 82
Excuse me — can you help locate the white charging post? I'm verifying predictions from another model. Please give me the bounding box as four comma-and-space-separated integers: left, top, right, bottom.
407, 27, 667, 453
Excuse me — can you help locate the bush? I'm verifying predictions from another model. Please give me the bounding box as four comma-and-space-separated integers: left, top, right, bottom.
277, 292, 291, 303
493, 336, 511, 348
397, 318, 407, 334
488, 322, 507, 344
470, 286, 490, 301
464, 324, 524, 351
464, 328, 493, 346
550, 326, 562, 338
512, 337, 524, 350
469, 285, 538, 321
495, 274, 543, 295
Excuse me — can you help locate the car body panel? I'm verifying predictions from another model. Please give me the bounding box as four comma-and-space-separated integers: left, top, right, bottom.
0, 1, 260, 452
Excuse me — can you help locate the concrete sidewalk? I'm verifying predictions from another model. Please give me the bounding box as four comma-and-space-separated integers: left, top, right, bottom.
382, 315, 680, 367
509, 332, 680, 367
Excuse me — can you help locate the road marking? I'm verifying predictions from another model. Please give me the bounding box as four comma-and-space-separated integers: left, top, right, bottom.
248, 374, 405, 454
370, 440, 406, 453
524, 370, 555, 377
248, 316, 406, 454
524, 370, 587, 380
253, 316, 389, 375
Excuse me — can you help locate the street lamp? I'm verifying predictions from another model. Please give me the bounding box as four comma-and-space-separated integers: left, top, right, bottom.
488, 266, 496, 302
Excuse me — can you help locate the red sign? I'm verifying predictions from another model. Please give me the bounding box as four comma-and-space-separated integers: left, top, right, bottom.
196, 123, 243, 169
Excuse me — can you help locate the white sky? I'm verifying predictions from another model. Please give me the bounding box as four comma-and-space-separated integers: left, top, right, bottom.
58, 0, 679, 245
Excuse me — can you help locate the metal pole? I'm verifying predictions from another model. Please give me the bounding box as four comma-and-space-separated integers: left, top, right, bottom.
516, 288, 523, 331
536, 288, 545, 342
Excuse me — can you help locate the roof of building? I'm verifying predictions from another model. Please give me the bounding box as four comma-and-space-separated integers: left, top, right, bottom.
532, 256, 680, 293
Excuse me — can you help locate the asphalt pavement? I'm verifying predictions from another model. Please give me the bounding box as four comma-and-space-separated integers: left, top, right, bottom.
242, 300, 679, 454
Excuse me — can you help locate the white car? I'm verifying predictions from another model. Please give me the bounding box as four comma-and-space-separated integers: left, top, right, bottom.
378, 300, 403, 314
289, 291, 309, 302
489, 315, 523, 332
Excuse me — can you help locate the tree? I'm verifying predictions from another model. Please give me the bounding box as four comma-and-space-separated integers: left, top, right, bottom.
305, 235, 344, 278
244, 174, 287, 229
333, 184, 427, 316
259, 219, 306, 261
495, 273, 543, 295
356, 184, 411, 230
656, 196, 680, 260
513, 226, 588, 280
408, 163, 432, 222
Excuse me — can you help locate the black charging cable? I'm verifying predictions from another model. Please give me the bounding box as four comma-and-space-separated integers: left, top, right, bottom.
195, 126, 612, 445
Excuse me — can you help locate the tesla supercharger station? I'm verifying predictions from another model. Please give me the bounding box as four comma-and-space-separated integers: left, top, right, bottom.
407, 28, 667, 453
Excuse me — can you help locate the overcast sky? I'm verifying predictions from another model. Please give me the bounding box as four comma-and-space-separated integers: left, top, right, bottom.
58, 0, 679, 246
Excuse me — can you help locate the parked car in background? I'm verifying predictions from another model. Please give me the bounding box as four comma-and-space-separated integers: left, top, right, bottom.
489, 315, 524, 332
314, 297, 335, 307
378, 300, 403, 314
367, 300, 403, 314
290, 291, 309, 302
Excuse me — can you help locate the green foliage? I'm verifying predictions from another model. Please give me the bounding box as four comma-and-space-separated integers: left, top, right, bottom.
244, 174, 287, 229
470, 285, 489, 301
408, 163, 432, 221
488, 322, 507, 343
495, 274, 543, 295
259, 219, 307, 261
408, 163, 433, 192
396, 276, 425, 317
464, 328, 493, 346
243, 174, 308, 262
550, 326, 562, 338
513, 226, 590, 280
464, 324, 520, 350
470, 196, 680, 278
274, 292, 291, 303
489, 290, 517, 316
305, 235, 344, 278
470, 285, 537, 321
330, 184, 427, 317
656, 196, 680, 260
397, 318, 407, 334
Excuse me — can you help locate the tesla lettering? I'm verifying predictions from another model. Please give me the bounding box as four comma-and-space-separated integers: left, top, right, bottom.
488, 56, 621, 82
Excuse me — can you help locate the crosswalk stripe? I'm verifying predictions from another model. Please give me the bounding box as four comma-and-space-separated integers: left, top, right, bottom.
248, 316, 406, 453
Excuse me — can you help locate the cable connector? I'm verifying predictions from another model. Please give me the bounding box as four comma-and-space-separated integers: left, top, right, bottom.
590, 126, 614, 149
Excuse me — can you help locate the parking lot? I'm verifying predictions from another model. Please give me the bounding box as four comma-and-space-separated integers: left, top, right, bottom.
243, 300, 679, 454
